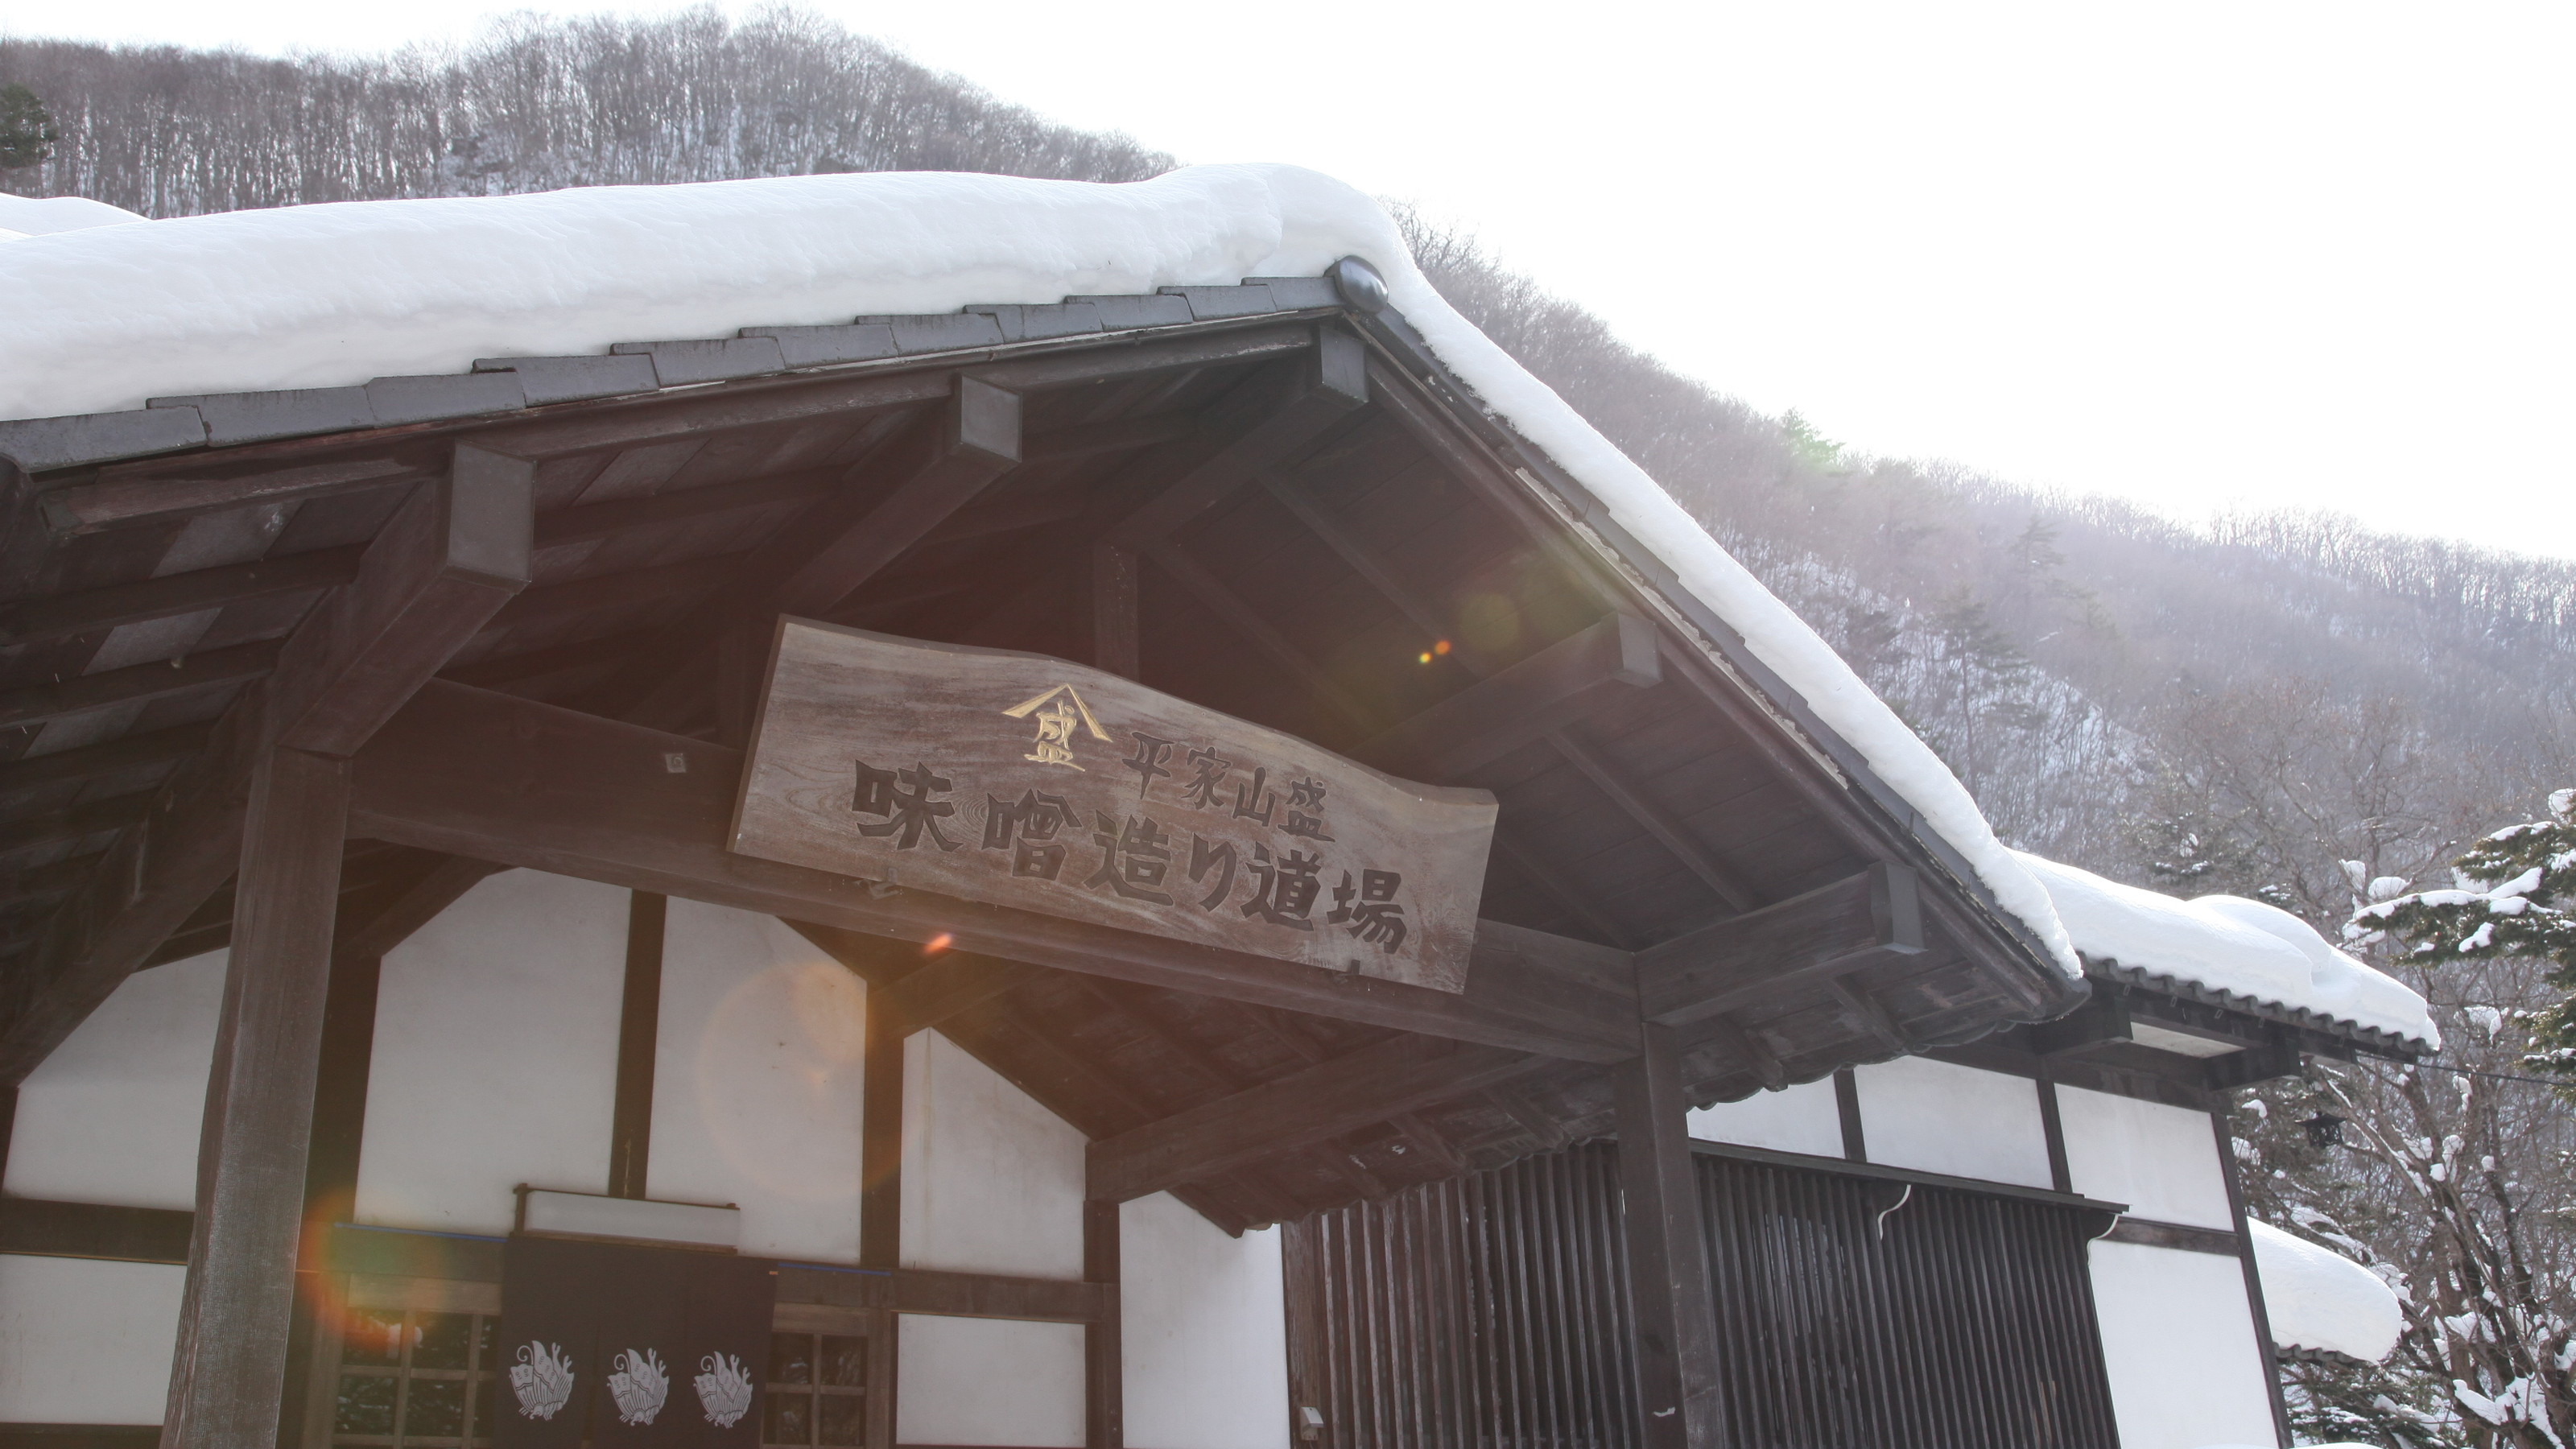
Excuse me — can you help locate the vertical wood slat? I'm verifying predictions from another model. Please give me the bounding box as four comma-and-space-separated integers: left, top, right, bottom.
162, 744, 350, 1449
608, 890, 667, 1199
1284, 1139, 2122, 1449
861, 976, 904, 1449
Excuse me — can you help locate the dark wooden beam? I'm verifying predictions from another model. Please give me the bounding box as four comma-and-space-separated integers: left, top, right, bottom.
613, 379, 1022, 725
1142, 543, 1377, 731
0, 638, 281, 732
1612, 1021, 1724, 1449
0, 1197, 193, 1263
0, 724, 213, 796
349, 679, 1638, 1061
439, 629, 658, 690
1827, 974, 1911, 1054
0, 544, 365, 648
483, 551, 748, 632
1549, 732, 1764, 913
0, 792, 153, 857
1638, 864, 1923, 1029
1096, 330, 1367, 545
533, 472, 832, 548
162, 743, 349, 1449
879, 952, 1047, 1032
893, 1266, 1108, 1323
329, 853, 497, 964
1084, 1198, 1122, 1449
1025, 411, 1196, 465
609, 890, 667, 1199
1352, 613, 1660, 780
1699, 1013, 1787, 1092
42, 457, 421, 536
1086, 1034, 1546, 1203
0, 855, 103, 912
2030, 991, 2132, 1056
0, 448, 533, 1084
481, 371, 947, 459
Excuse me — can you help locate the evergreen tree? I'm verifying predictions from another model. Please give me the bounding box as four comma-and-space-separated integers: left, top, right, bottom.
0, 84, 58, 171
2349, 789, 2576, 1076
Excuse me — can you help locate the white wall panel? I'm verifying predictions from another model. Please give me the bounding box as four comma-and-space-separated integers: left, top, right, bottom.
897, 1314, 1085, 1447
647, 901, 865, 1262
900, 1030, 1084, 1279
1121, 1191, 1288, 1449
3, 951, 223, 1209
1852, 1057, 2052, 1187
2058, 1086, 2235, 1229
355, 869, 627, 1233
1686, 1078, 1843, 1158
0, 1255, 184, 1423
2090, 1241, 2279, 1449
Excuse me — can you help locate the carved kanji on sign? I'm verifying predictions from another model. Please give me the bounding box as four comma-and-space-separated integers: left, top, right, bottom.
732, 620, 1499, 990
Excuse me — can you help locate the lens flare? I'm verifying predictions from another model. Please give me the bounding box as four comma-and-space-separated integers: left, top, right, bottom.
923, 932, 954, 956
1433, 639, 1452, 656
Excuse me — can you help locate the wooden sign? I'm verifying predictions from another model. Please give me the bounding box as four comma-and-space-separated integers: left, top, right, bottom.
729, 620, 1498, 992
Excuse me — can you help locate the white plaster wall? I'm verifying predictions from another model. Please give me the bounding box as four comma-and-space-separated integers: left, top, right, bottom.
354, 869, 627, 1233
897, 1314, 1086, 1447
646, 901, 865, 1262
1852, 1057, 2053, 1187
1120, 1191, 1288, 1449
0, 1254, 184, 1423
2090, 1241, 2279, 1449
1686, 1078, 1843, 1158
900, 1030, 1085, 1279
3, 951, 224, 1208
2058, 1086, 2235, 1229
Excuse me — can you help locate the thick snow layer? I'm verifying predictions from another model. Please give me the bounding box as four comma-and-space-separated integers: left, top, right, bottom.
0, 192, 147, 237
2247, 1220, 2405, 1364
2016, 852, 2437, 1046
0, 165, 2080, 975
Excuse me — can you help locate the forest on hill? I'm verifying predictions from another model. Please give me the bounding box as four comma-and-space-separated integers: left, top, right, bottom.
7, 10, 2573, 1441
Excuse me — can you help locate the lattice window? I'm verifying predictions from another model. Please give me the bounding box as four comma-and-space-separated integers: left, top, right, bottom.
332, 1308, 504, 1448
762, 1331, 869, 1447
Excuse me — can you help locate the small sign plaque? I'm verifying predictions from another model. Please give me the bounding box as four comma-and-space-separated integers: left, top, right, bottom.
729, 620, 1499, 992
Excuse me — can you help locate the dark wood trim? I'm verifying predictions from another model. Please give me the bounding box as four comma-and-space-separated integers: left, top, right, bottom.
2100, 1216, 2241, 1256
1350, 613, 1660, 781
0, 544, 363, 648
609, 891, 667, 1199
0, 1425, 163, 1449
893, 1267, 1107, 1323
1833, 1067, 1866, 1162
0, 450, 532, 1086
534, 471, 832, 547
1642, 865, 1922, 1028
2214, 1106, 2297, 1447
861, 955, 906, 1274
41, 456, 423, 535
1088, 544, 1140, 679
350, 679, 1637, 1062
1096, 329, 1366, 554
283, 920, 386, 1449
2037, 1074, 2074, 1194
1084, 1199, 1121, 1449
1085, 1035, 1546, 1204
1684, 1137, 2128, 1216
163, 743, 349, 1449
0, 725, 213, 797
1612, 1022, 1722, 1449
0, 638, 280, 733
0, 1198, 192, 1263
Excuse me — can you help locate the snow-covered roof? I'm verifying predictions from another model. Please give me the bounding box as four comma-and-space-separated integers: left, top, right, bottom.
2015, 852, 2438, 1050
0, 191, 145, 239
2247, 1219, 2406, 1363
0, 164, 2083, 980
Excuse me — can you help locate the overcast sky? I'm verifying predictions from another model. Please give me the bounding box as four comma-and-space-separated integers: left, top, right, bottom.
12, 1, 2573, 561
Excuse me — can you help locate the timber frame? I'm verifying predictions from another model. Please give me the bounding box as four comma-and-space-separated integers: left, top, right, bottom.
0, 258, 2145, 1447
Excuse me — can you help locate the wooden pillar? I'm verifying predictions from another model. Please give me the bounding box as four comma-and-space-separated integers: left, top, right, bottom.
860, 988, 906, 1449
1084, 1199, 1123, 1448
281, 942, 385, 1449
161, 744, 349, 1449
1612, 1021, 1723, 1449
608, 891, 667, 1199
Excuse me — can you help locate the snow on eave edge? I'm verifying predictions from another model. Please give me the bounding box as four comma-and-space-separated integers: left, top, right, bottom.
2083, 956, 2434, 1055
0, 164, 2081, 981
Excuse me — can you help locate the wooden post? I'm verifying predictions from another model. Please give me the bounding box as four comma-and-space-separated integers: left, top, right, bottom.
609, 891, 667, 1199
280, 941, 385, 1449
161, 744, 349, 1449
1084, 1199, 1123, 1449
2214, 1108, 2295, 1447
1612, 1022, 1722, 1449
861, 985, 906, 1449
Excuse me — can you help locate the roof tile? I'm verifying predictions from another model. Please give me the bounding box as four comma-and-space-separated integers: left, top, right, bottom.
609, 337, 791, 386
0, 406, 209, 473
472, 354, 661, 406
147, 387, 374, 446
